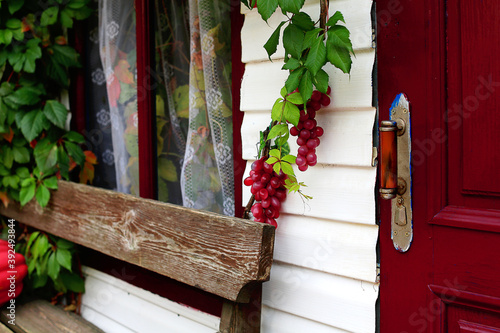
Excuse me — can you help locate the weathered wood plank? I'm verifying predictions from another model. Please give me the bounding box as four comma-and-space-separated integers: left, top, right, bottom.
219, 285, 262, 333
0, 300, 104, 333
0, 322, 13, 333
0, 181, 275, 302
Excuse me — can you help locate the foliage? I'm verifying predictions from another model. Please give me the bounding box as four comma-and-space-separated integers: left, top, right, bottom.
0, 0, 96, 209
241, 0, 354, 198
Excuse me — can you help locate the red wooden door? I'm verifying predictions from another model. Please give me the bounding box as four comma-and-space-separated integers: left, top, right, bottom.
378, 0, 500, 332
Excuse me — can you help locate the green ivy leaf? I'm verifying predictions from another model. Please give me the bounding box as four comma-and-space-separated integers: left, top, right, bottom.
285, 66, 305, 93
67, 0, 87, 9
60, 271, 85, 293
281, 160, 295, 175
282, 58, 301, 70
12, 145, 30, 163
273, 162, 281, 174
264, 21, 286, 60
7, 0, 24, 14
3, 30, 13, 45
303, 28, 323, 51
60, 8, 74, 28
283, 24, 304, 59
299, 70, 313, 103
286, 92, 304, 104
284, 101, 300, 126
43, 176, 58, 190
35, 184, 50, 207
19, 179, 36, 206
56, 248, 72, 272
313, 69, 329, 93
41, 7, 59, 27
257, 0, 278, 21
64, 141, 85, 165
326, 26, 353, 74
16, 167, 30, 178
278, 0, 304, 14
2, 146, 13, 169
327, 25, 354, 54
269, 149, 281, 158
304, 37, 327, 76
266, 156, 278, 165
32, 234, 50, 260
326, 11, 346, 27
271, 99, 284, 122
267, 124, 288, 140
64, 131, 84, 143
47, 252, 60, 281
20, 110, 49, 142
73, 6, 93, 20
56, 238, 73, 250
44, 100, 68, 129
6, 19, 21, 30
6, 86, 42, 106
281, 154, 296, 164
34, 139, 58, 173
57, 146, 69, 179
158, 158, 177, 182
51, 45, 80, 68
291, 12, 314, 31
2, 175, 19, 189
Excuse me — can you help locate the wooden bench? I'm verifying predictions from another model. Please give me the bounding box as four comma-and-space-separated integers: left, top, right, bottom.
0, 181, 275, 332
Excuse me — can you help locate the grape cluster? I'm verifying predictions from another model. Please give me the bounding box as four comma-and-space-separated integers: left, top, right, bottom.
244, 158, 288, 227
289, 87, 331, 171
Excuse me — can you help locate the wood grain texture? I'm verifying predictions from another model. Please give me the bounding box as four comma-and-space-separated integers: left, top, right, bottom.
219, 285, 262, 333
0, 322, 12, 333
0, 181, 275, 302
241, 0, 374, 63
241, 108, 376, 166
0, 300, 104, 333
240, 51, 375, 111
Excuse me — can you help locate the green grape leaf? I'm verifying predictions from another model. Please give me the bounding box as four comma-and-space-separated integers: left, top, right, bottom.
264, 21, 286, 60
57, 146, 70, 179
299, 69, 313, 103
64, 141, 85, 165
266, 156, 279, 165
35, 184, 50, 207
278, 0, 305, 14
6, 19, 21, 30
43, 176, 59, 190
269, 149, 281, 158
283, 24, 304, 59
281, 161, 295, 176
20, 110, 49, 142
56, 238, 74, 250
6, 86, 42, 106
56, 248, 72, 272
291, 12, 314, 31
15, 167, 29, 178
282, 57, 301, 70
326, 11, 346, 27
41, 7, 59, 27
286, 92, 303, 105
34, 139, 58, 173
285, 66, 305, 93
60, 8, 74, 28
302, 28, 323, 51
8, 0, 24, 14
313, 69, 329, 93
327, 25, 354, 54
12, 145, 30, 163
304, 36, 327, 76
19, 180, 36, 206
284, 101, 300, 126
44, 100, 68, 129
51, 45, 80, 68
47, 252, 60, 281
257, 0, 278, 21
60, 271, 85, 293
271, 98, 284, 121
64, 131, 85, 143
326, 27, 353, 74
267, 124, 288, 141
281, 154, 296, 164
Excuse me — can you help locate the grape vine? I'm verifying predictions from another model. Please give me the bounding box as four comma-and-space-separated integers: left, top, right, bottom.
241, 0, 354, 225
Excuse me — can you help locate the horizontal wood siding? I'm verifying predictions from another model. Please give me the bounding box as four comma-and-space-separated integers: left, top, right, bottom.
239, 0, 378, 331
81, 267, 220, 332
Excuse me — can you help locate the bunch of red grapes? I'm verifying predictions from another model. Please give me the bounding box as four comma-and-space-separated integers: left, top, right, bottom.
244, 158, 288, 228
289, 87, 331, 171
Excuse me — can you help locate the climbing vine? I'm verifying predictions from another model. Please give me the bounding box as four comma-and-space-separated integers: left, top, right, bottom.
0, 0, 95, 305
241, 0, 354, 224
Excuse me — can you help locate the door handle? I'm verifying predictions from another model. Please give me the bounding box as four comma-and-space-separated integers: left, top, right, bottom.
379, 94, 413, 252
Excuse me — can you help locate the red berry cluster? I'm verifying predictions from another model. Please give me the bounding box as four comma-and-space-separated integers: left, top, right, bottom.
289, 87, 331, 171
244, 158, 288, 227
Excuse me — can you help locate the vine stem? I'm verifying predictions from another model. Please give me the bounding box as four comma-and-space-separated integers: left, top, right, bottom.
320, 0, 329, 30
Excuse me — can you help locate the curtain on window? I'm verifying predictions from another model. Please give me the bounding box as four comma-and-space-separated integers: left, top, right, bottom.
98, 0, 234, 215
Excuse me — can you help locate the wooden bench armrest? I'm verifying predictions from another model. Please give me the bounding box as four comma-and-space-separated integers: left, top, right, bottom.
0, 181, 275, 303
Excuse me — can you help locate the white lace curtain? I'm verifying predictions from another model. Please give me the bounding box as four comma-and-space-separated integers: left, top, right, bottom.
98, 0, 234, 216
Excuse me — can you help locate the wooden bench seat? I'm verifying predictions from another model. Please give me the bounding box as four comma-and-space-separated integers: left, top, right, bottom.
0, 181, 275, 332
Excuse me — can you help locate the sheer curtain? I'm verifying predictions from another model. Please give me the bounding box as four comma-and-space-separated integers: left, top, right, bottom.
98, 0, 234, 215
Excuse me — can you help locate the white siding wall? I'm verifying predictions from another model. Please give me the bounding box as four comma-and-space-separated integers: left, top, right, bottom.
240, 0, 379, 332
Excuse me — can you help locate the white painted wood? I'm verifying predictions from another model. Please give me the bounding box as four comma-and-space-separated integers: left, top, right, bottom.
241, 108, 376, 166
80, 306, 135, 333
273, 214, 378, 282
81, 266, 220, 333
242, 162, 376, 225
241, 0, 373, 63
240, 51, 375, 111
261, 306, 350, 333
263, 263, 378, 333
